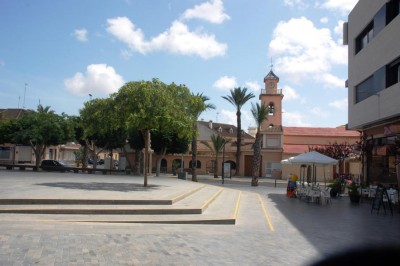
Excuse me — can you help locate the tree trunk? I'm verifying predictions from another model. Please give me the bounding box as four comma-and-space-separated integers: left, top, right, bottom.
191, 134, 198, 182
82, 145, 88, 168
236, 110, 241, 176
143, 129, 149, 187
251, 132, 262, 186
214, 155, 219, 178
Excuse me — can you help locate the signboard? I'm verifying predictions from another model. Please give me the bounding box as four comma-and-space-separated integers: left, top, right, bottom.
223, 163, 231, 179
371, 186, 393, 215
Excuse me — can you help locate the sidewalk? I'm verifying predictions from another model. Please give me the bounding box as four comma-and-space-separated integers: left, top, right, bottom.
0, 170, 399, 265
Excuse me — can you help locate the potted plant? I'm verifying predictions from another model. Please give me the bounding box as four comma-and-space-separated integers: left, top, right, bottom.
328, 179, 341, 197
347, 181, 361, 203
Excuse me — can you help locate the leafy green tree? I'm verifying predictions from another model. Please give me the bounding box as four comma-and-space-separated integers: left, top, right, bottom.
250, 102, 269, 186
190, 93, 215, 182
114, 79, 199, 186
69, 115, 89, 168
126, 127, 145, 175
0, 119, 17, 144
222, 87, 255, 176
201, 134, 230, 178
13, 105, 73, 170
151, 129, 189, 176
80, 98, 126, 170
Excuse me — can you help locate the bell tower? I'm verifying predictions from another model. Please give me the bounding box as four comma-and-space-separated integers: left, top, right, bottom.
260, 68, 284, 128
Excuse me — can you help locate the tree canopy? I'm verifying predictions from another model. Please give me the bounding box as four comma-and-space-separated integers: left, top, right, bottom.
12, 105, 73, 169
113, 79, 203, 186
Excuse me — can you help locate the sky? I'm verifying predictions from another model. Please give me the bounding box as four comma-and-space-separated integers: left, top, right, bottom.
0, 0, 359, 132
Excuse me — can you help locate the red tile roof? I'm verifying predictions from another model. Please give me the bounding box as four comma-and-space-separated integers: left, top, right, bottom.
283, 126, 360, 137
283, 144, 309, 154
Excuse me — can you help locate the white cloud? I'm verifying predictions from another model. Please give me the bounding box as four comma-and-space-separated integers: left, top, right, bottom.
282, 111, 311, 126
320, 17, 329, 24
320, 0, 358, 14
120, 49, 133, 60
74, 28, 88, 42
282, 85, 301, 101
213, 76, 237, 90
329, 98, 348, 110
106, 17, 227, 59
269, 17, 346, 87
181, 0, 230, 24
283, 0, 306, 8
309, 107, 329, 118
318, 73, 345, 88
220, 109, 237, 125
245, 81, 261, 92
64, 64, 125, 96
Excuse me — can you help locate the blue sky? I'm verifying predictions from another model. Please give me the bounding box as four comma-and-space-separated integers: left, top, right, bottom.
0, 0, 358, 131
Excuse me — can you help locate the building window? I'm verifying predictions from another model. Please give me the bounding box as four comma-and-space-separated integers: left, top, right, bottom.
267, 138, 279, 147
355, 22, 373, 54
387, 0, 400, 25
0, 147, 11, 159
265, 162, 272, 178
387, 57, 400, 88
355, 76, 374, 103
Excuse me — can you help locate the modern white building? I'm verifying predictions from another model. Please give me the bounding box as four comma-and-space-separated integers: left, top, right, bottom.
345, 0, 400, 185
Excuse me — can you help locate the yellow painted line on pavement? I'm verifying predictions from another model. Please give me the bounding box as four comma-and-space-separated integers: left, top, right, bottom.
232, 191, 242, 219
200, 188, 224, 210
257, 193, 274, 232
171, 184, 206, 203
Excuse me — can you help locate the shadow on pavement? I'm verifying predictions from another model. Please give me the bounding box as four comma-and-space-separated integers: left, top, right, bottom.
35, 182, 163, 192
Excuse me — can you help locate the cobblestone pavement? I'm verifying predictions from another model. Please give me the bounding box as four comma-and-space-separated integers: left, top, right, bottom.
0, 171, 399, 265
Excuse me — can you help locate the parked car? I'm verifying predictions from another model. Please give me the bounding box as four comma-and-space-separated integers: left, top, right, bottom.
97, 159, 104, 165
40, 160, 71, 172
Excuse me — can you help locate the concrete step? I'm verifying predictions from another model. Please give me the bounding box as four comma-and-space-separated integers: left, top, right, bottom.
0, 185, 223, 215
0, 187, 242, 224
0, 184, 206, 206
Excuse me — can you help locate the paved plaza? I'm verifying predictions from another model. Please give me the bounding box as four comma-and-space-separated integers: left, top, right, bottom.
0, 170, 399, 265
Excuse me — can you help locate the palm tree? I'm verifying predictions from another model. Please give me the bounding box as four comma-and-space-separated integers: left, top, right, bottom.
250, 102, 269, 187
222, 87, 255, 176
191, 93, 215, 182
201, 134, 230, 178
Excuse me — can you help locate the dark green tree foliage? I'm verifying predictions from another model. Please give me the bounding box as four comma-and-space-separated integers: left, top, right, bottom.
0, 119, 18, 144
114, 79, 200, 186
69, 115, 88, 168
80, 98, 126, 170
12, 105, 73, 170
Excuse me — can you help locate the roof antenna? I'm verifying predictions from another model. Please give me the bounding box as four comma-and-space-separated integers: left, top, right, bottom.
23, 83, 27, 109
